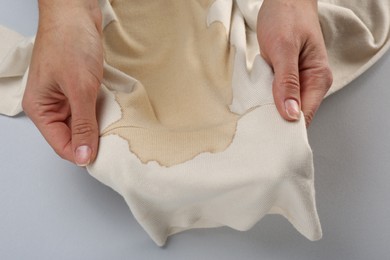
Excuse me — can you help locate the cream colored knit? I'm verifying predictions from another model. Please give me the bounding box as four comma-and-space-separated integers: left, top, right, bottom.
0, 0, 389, 246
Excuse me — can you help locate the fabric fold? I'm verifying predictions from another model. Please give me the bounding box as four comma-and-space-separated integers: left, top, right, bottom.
318, 0, 390, 95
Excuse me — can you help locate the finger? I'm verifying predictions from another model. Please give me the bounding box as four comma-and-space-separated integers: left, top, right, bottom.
299, 66, 333, 127
269, 44, 302, 122
22, 89, 74, 162
67, 82, 99, 167
24, 107, 74, 162
39, 121, 74, 162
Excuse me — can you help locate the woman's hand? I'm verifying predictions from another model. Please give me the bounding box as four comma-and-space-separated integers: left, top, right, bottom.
257, 0, 333, 126
22, 0, 103, 166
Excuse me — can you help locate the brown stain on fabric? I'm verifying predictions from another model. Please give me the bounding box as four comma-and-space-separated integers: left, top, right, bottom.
102, 0, 238, 166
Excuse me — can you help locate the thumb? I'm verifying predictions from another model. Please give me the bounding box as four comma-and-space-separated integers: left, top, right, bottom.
267, 47, 302, 122
68, 86, 99, 167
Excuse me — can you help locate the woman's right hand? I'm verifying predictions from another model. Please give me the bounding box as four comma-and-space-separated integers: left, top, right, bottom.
257, 0, 333, 127
22, 0, 103, 166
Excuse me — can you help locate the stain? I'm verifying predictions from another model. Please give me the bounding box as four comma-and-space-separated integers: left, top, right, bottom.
102, 0, 238, 167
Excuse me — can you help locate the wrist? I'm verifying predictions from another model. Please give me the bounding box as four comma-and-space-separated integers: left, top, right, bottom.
38, 0, 101, 31
38, 0, 100, 11
263, 0, 317, 8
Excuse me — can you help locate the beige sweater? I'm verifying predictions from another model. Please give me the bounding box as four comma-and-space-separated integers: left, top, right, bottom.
0, 0, 389, 246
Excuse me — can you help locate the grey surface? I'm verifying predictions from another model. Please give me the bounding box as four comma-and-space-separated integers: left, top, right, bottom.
1, 1, 390, 259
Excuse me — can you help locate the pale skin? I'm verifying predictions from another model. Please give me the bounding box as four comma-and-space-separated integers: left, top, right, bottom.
22, 0, 333, 166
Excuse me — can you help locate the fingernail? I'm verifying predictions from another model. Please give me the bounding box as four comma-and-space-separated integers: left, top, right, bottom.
75, 145, 92, 167
285, 99, 300, 120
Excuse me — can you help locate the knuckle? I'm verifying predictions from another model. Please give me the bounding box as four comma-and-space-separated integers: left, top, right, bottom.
322, 66, 333, 88
71, 119, 96, 138
302, 65, 333, 94
314, 65, 333, 88
279, 73, 300, 95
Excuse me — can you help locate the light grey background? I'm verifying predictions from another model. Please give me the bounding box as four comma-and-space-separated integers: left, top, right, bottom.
1, 1, 389, 259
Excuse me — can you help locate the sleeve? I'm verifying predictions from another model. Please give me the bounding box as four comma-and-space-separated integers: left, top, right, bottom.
0, 25, 34, 116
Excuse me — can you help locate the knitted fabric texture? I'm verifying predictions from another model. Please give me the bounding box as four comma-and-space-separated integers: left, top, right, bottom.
1, 0, 389, 246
